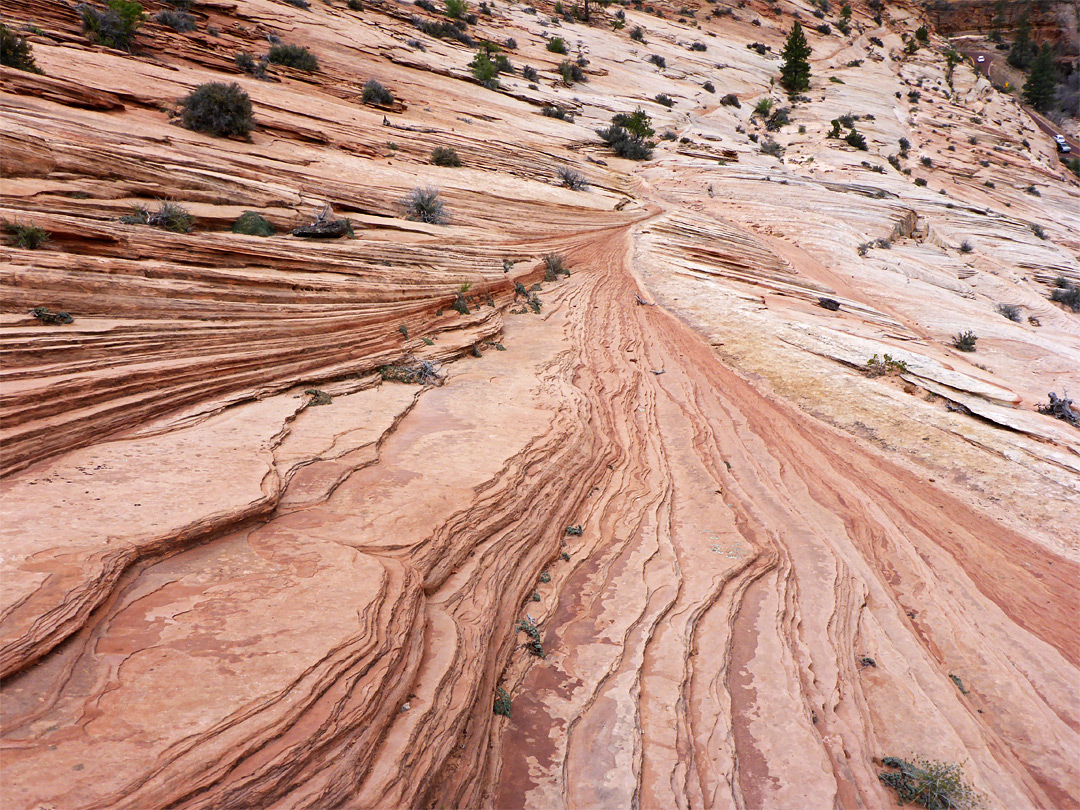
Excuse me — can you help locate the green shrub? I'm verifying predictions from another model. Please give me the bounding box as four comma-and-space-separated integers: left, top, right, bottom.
542, 105, 574, 121
845, 129, 868, 150
362, 78, 394, 105
234, 51, 267, 78
1050, 282, 1079, 312
566, 524, 583, 535
445, 0, 466, 17
516, 618, 544, 657
547, 36, 566, 54
470, 51, 499, 88
180, 82, 253, 137
304, 389, 332, 406
865, 353, 907, 377
4, 221, 50, 249
559, 60, 585, 85
630, 25, 645, 42
493, 687, 512, 717
31, 306, 74, 325
232, 211, 275, 236
544, 252, 569, 277
878, 757, 981, 810
952, 331, 977, 351
79, 0, 146, 49
404, 186, 447, 224
647, 53, 666, 68
268, 43, 319, 71
522, 64, 538, 80
760, 138, 783, 157
655, 93, 674, 107
121, 200, 193, 232
597, 124, 652, 160
611, 108, 653, 138
1, 23, 44, 72
754, 96, 774, 116
996, 302, 1021, 322
154, 9, 195, 31
431, 145, 461, 166
959, 240, 972, 254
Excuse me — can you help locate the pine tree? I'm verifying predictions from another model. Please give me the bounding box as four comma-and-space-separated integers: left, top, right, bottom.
1007, 14, 1036, 69
779, 22, 812, 96
1022, 43, 1058, 112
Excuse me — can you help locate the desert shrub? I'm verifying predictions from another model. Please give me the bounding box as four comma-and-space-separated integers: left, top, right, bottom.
517, 618, 544, 657
404, 186, 447, 224
612, 108, 654, 138
630, 25, 645, 42
121, 200, 194, 232
304, 389, 332, 406
283, 0, 310, 7
1, 23, 44, 72
1024, 184, 1040, 197
818, 297, 840, 310
878, 757, 981, 810
747, 41, 769, 55
180, 82, 253, 137
566, 524, 583, 535
558, 59, 585, 85
959, 240, 972, 254
597, 125, 653, 160
920, 156, 933, 168
431, 145, 461, 166
914, 177, 928, 187
232, 211, 275, 236
234, 51, 266, 78
493, 687, 512, 717
544, 252, 569, 277
1030, 223, 1045, 239
647, 53, 666, 68
557, 166, 589, 190
154, 9, 195, 31
1037, 392, 1079, 426
845, 129, 868, 150
4, 221, 50, 249
865, 353, 908, 377
760, 138, 783, 157
887, 154, 902, 170
539, 571, 551, 583
380, 358, 444, 384
914, 24, 928, 42
445, 0, 467, 17
996, 302, 1021, 322
952, 331, 977, 351
869, 36, 883, 47
362, 78, 395, 105
547, 36, 567, 53
703, 81, 715, 93
655, 92, 674, 107
662, 131, 677, 141
690, 41, 706, 51
908, 89, 921, 102
470, 51, 499, 87
79, 0, 146, 49
753, 97, 774, 117
522, 64, 538, 80
1050, 282, 1080, 312
412, 15, 473, 43
268, 43, 319, 71
348, 0, 364, 8
766, 106, 790, 131
542, 105, 574, 121
816, 22, 831, 34
720, 93, 740, 107
31, 306, 74, 325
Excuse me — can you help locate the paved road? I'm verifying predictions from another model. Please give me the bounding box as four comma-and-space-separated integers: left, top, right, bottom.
961, 47, 1079, 157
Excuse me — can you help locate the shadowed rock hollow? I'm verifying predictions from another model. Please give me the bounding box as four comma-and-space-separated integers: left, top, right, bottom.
1, 0, 1078, 807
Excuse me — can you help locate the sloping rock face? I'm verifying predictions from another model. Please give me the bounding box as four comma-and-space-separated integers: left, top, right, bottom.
2, 0, 1079, 808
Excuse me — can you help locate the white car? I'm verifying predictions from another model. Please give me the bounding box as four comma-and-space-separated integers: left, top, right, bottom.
1054, 135, 1071, 153
977, 55, 985, 63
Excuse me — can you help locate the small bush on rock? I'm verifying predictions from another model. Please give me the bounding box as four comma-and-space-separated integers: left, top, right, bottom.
4, 221, 50, 249
362, 78, 394, 105
952, 331, 977, 351
557, 166, 589, 190
547, 36, 567, 53
232, 211, 275, 236
431, 145, 461, 166
268, 42, 319, 71
154, 9, 195, 31
404, 186, 448, 224
180, 82, 253, 137
878, 757, 982, 810
79, 0, 146, 49
1, 23, 44, 72
121, 200, 194, 232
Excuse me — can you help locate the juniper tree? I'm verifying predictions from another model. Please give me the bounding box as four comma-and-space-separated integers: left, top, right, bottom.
779, 22, 812, 96
1007, 13, 1036, 69
1022, 43, 1057, 112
